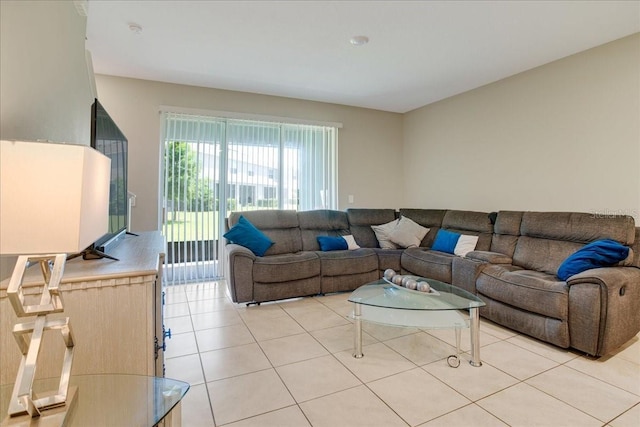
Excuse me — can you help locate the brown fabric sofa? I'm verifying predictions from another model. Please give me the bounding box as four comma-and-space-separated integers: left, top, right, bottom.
225, 209, 380, 302
467, 211, 640, 356
225, 208, 640, 356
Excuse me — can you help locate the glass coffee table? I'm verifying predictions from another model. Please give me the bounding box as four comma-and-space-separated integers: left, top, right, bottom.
349, 278, 486, 367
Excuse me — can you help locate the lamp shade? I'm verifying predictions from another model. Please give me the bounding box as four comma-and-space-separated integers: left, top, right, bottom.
0, 140, 111, 255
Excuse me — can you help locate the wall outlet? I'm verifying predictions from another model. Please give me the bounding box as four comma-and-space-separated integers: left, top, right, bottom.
348, 195, 354, 204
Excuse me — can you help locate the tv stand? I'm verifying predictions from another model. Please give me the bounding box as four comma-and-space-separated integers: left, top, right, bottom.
0, 232, 167, 384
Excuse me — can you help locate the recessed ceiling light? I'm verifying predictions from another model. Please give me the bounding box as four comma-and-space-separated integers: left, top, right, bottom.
128, 23, 143, 34
350, 35, 369, 46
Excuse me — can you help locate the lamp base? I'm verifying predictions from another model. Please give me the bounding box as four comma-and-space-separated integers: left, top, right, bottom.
6, 255, 75, 419
1, 386, 78, 427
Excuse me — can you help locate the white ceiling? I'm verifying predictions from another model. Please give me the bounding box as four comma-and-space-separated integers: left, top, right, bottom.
86, 1, 640, 113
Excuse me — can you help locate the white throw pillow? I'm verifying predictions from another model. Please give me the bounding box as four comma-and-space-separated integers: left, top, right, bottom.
389, 216, 430, 248
454, 235, 479, 257
342, 235, 361, 250
371, 219, 400, 249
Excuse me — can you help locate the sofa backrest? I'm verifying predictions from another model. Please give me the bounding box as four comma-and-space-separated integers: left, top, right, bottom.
441, 210, 494, 251
512, 212, 636, 275
227, 210, 302, 255
346, 208, 398, 248
298, 210, 350, 251
490, 211, 524, 257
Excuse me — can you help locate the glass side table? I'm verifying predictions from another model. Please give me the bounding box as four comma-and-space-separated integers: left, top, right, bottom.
1, 374, 189, 427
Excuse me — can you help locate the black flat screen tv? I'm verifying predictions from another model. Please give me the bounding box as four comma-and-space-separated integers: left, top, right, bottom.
89, 99, 128, 258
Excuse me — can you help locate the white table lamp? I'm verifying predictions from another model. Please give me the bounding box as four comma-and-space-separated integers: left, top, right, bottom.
0, 140, 110, 419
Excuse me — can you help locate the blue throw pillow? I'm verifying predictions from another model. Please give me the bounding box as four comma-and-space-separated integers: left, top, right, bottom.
431, 229, 462, 254
223, 215, 274, 256
317, 236, 348, 251
557, 239, 630, 281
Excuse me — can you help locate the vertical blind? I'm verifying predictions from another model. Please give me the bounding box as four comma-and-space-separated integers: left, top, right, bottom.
161, 112, 338, 285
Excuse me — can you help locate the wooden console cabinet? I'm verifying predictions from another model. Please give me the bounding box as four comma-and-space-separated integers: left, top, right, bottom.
0, 232, 166, 385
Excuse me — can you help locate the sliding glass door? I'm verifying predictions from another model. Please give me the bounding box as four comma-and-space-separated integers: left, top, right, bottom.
161, 113, 337, 284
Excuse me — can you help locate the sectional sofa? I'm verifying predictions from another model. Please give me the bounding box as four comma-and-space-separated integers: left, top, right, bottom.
225, 208, 640, 356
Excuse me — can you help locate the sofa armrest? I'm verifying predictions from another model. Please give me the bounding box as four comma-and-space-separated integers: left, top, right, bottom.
227, 243, 256, 260
466, 250, 513, 264
226, 243, 257, 303
566, 266, 640, 288
566, 266, 640, 356
452, 256, 486, 295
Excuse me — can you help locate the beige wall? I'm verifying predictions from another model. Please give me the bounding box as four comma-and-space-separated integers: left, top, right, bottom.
97, 34, 640, 234
403, 34, 640, 222
94, 76, 404, 232
0, 1, 94, 145
0, 1, 95, 281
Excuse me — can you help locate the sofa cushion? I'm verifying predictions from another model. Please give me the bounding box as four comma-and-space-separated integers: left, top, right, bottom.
512, 236, 583, 276
253, 252, 320, 284
442, 210, 493, 233
317, 236, 348, 251
253, 277, 321, 302
299, 210, 350, 251
223, 215, 274, 256
321, 270, 379, 294
374, 248, 403, 272
389, 216, 429, 248
371, 219, 400, 249
481, 296, 570, 349
520, 212, 635, 246
477, 264, 568, 320
298, 209, 349, 230
229, 209, 299, 229
347, 208, 398, 248
398, 209, 447, 228
494, 211, 524, 236
401, 248, 455, 283
317, 248, 378, 277
557, 239, 630, 280
228, 210, 302, 255
441, 210, 493, 251
490, 211, 524, 257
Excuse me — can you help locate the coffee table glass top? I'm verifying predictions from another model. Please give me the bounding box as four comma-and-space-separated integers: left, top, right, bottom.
349, 278, 486, 366
349, 278, 485, 311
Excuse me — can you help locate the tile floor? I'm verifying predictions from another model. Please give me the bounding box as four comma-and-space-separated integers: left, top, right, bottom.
163, 281, 640, 427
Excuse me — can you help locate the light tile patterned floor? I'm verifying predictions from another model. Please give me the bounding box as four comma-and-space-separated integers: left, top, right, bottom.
163, 281, 640, 427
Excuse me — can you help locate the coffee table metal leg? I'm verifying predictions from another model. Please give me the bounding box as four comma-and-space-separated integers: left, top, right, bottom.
447, 328, 462, 368
353, 303, 363, 358
469, 307, 482, 367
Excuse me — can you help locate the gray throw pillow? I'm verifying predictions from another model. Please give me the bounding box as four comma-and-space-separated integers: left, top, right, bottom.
371, 219, 400, 249
389, 216, 429, 248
